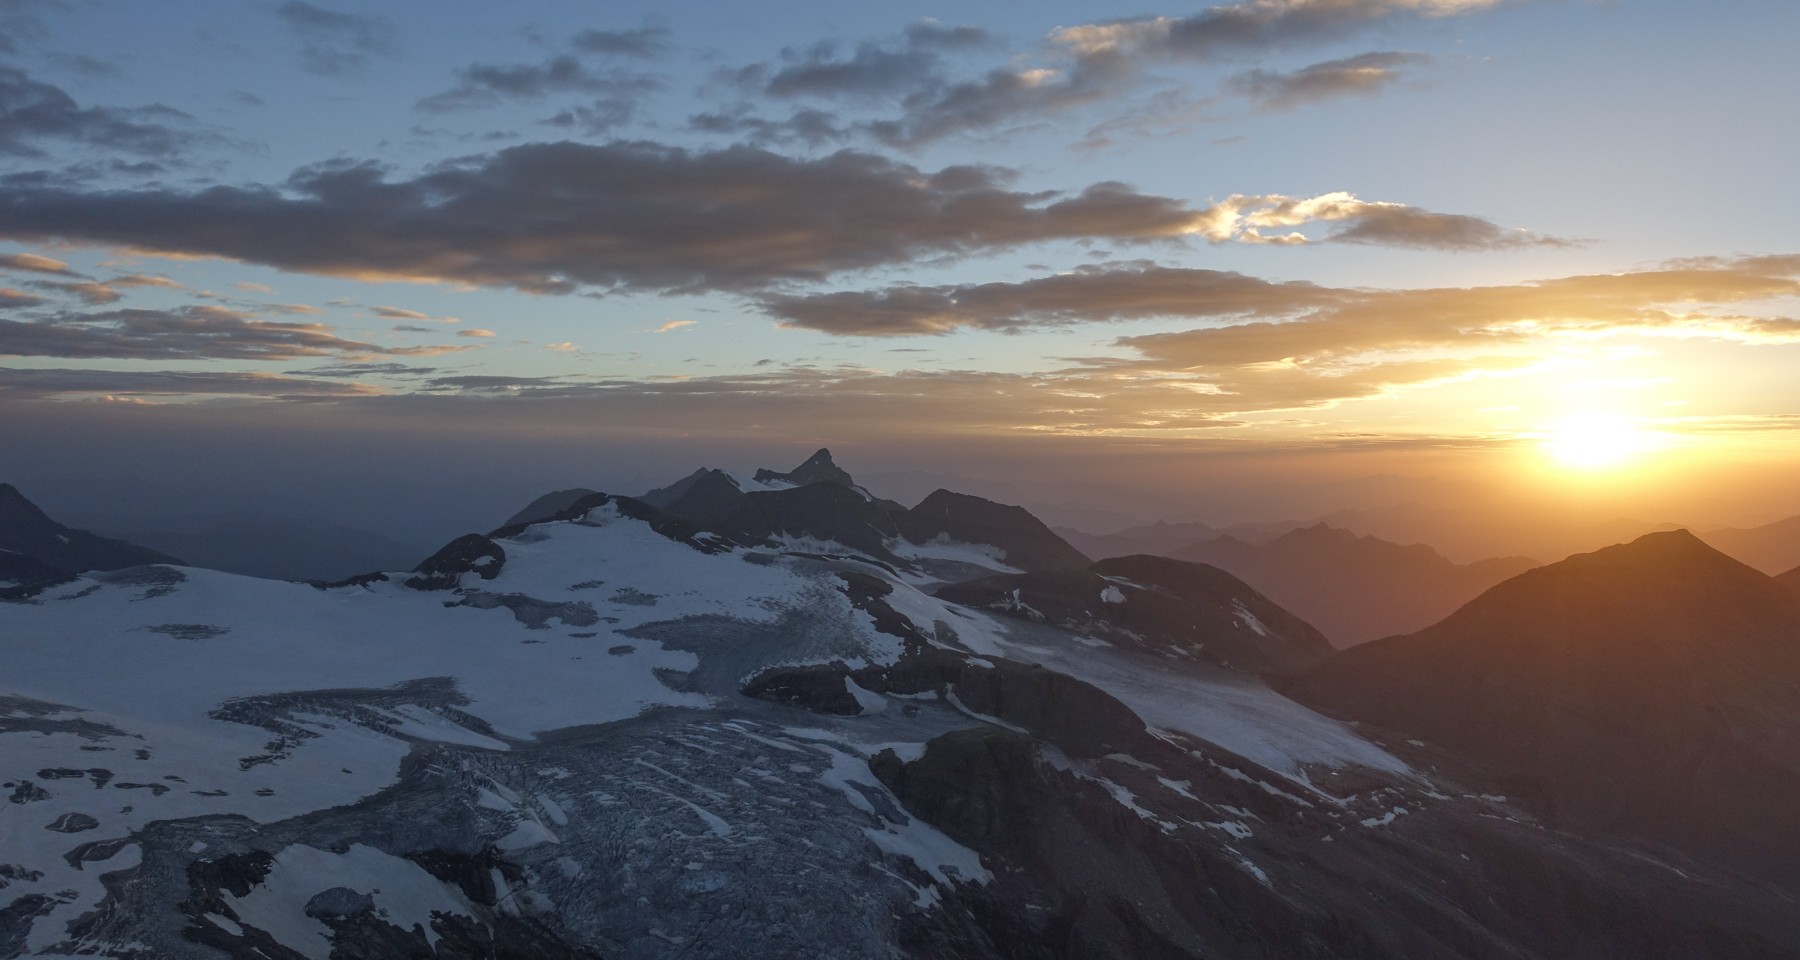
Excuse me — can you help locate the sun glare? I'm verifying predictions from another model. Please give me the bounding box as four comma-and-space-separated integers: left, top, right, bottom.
1540, 411, 1663, 470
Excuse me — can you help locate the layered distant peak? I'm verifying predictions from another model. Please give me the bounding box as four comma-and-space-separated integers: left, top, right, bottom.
0, 482, 182, 583
501, 486, 601, 528
899, 489, 1090, 572
1171, 524, 1538, 647
753, 447, 854, 488
1285, 526, 1800, 880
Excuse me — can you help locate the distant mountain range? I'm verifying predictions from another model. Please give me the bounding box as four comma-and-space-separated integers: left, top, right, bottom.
1168, 524, 1541, 647
6, 454, 1800, 957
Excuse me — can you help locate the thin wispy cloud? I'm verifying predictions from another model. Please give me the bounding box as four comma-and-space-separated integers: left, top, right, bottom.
274, 2, 401, 76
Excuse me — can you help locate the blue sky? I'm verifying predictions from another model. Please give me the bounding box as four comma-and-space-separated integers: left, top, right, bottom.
3, 0, 1798, 534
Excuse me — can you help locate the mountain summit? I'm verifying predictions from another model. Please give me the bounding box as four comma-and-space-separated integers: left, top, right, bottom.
1285, 529, 1800, 880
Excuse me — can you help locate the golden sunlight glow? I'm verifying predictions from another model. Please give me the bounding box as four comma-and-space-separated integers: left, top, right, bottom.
1539, 411, 1665, 470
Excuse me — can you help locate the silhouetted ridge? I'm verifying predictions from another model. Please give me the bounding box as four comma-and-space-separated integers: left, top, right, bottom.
754, 447, 854, 487
899, 489, 1090, 572
0, 482, 183, 582
502, 487, 600, 528
1170, 522, 1539, 647
1286, 528, 1800, 882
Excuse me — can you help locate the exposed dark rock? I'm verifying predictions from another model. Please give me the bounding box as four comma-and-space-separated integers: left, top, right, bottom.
44, 812, 99, 834
455, 591, 599, 629
303, 885, 374, 919
753, 447, 855, 487
406, 534, 506, 590
900, 490, 1091, 572
502, 487, 601, 528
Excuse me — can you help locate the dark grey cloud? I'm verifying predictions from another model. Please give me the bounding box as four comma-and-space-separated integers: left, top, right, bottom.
870, 51, 1134, 147
759, 259, 1800, 366
0, 305, 468, 360
423, 374, 576, 392
294, 361, 437, 378
0, 366, 381, 399
275, 2, 401, 76
417, 56, 659, 119
0, 66, 199, 157
571, 25, 671, 58
0, 141, 1217, 294
0, 0, 61, 56
687, 107, 848, 147
762, 264, 1341, 335
1229, 51, 1432, 111
732, 21, 992, 102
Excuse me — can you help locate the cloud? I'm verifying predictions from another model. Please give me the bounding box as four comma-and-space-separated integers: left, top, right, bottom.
1228, 51, 1432, 111
373, 305, 440, 321
544, 342, 581, 353
687, 107, 849, 147
107, 273, 182, 289
763, 265, 1339, 335
416, 56, 659, 119
27, 279, 121, 304
1055, 0, 1506, 62
655, 319, 696, 332
0, 141, 1225, 295
571, 25, 671, 59
293, 361, 437, 379
0, 251, 74, 275
456, 327, 495, 337
766, 258, 1800, 348
0, 65, 200, 158
275, 2, 401, 76
0, 286, 47, 309
0, 305, 471, 360
0, 367, 383, 399
1191, 191, 1570, 248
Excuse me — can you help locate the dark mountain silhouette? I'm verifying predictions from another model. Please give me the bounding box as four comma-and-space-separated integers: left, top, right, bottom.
1284, 529, 1800, 882
753, 446, 855, 487
0, 483, 181, 583
502, 486, 601, 528
899, 489, 1090, 572
1170, 523, 1539, 647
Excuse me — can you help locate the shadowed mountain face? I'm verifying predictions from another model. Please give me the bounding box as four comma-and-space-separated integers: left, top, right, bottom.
1170, 524, 1540, 647
1284, 529, 1800, 882
0, 483, 181, 583
1779, 564, 1800, 599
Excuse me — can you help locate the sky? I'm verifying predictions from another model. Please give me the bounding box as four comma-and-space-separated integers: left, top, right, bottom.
2, 0, 1798, 546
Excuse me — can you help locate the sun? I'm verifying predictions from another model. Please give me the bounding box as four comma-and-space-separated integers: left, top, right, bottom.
1539, 411, 1664, 470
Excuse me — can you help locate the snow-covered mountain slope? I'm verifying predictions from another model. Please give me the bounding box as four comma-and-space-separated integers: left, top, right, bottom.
5, 476, 1799, 959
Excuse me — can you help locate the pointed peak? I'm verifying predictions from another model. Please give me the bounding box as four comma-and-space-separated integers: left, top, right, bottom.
753, 447, 854, 488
